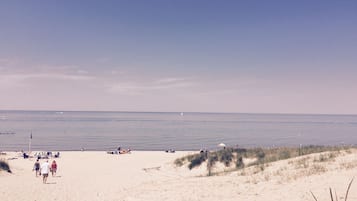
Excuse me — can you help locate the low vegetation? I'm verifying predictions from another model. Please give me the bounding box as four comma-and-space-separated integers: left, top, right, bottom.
174, 145, 354, 176
0, 160, 11, 173
310, 178, 354, 201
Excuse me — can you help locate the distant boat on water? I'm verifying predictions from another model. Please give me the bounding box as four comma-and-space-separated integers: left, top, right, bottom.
180, 112, 184, 116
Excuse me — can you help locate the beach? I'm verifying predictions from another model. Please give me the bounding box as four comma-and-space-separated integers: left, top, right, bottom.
1, 149, 357, 201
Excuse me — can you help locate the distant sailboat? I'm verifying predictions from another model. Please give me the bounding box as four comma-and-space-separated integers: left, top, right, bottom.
180, 112, 184, 116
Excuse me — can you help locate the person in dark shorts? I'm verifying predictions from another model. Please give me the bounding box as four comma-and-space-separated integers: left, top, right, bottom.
33, 159, 40, 177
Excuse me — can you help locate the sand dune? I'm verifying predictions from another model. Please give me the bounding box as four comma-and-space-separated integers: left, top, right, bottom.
1, 150, 356, 201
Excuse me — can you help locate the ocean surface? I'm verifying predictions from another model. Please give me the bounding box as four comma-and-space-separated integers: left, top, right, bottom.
0, 110, 357, 151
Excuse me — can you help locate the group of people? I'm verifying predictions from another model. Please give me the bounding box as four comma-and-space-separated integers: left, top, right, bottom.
107, 146, 131, 154
21, 150, 61, 159
165, 149, 176, 153
117, 146, 131, 154
34, 151, 60, 159
33, 159, 57, 184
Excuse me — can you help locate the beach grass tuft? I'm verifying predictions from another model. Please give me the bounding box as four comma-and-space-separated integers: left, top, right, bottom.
310, 178, 354, 201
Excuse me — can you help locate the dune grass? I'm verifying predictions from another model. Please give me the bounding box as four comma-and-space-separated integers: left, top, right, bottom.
310, 178, 354, 201
174, 145, 354, 176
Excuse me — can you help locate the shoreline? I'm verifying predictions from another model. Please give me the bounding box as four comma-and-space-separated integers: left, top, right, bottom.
1, 144, 356, 153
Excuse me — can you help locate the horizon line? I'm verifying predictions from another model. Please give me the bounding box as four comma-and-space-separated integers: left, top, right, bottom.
0, 109, 357, 116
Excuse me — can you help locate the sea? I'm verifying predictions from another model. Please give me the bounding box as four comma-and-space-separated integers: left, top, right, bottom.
0, 110, 357, 151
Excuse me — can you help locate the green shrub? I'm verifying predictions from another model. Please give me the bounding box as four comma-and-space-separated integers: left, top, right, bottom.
208, 152, 218, 167
256, 148, 266, 163
218, 149, 234, 167
174, 158, 185, 167
278, 150, 291, 160
235, 156, 244, 168
207, 153, 218, 176
257, 149, 265, 158
188, 153, 207, 170
0, 160, 11, 173
233, 148, 247, 154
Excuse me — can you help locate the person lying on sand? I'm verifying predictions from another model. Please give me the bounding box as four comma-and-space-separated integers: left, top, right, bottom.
119, 148, 131, 154
106, 148, 131, 154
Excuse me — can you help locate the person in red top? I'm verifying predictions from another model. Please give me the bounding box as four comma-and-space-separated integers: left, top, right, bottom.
50, 160, 57, 176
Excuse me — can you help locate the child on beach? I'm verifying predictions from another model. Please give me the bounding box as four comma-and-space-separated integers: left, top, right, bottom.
50, 160, 57, 176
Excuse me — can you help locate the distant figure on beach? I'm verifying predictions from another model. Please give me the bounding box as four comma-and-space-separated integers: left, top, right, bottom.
106, 147, 130, 154
119, 148, 131, 154
33, 159, 40, 177
50, 160, 57, 176
22, 150, 29, 159
165, 149, 175, 153
199, 149, 208, 153
40, 160, 50, 184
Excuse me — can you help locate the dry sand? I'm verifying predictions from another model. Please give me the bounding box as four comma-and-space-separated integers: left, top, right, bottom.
1, 149, 356, 201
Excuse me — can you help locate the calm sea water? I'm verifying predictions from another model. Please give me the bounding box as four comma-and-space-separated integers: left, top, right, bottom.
0, 110, 357, 151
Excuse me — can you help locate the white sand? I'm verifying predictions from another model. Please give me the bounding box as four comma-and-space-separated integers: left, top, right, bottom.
1, 150, 356, 201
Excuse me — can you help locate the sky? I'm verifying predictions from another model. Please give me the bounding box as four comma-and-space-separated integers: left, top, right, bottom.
0, 0, 357, 114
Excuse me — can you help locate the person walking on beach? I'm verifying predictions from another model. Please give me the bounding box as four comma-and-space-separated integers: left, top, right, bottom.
40, 160, 50, 184
33, 159, 40, 177
50, 160, 57, 176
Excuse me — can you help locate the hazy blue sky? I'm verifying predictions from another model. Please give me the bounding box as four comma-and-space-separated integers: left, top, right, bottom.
0, 0, 356, 114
